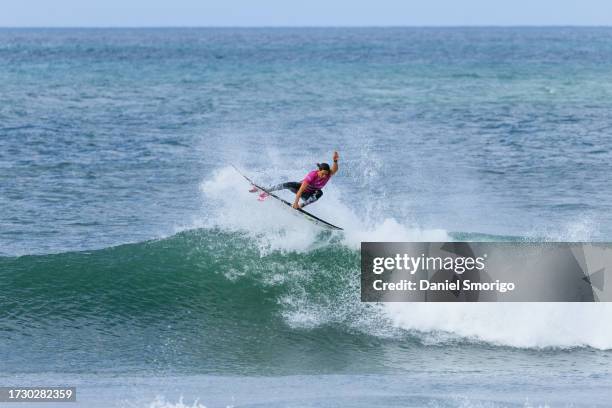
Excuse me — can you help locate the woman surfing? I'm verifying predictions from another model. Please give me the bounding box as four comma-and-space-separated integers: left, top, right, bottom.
250, 151, 339, 208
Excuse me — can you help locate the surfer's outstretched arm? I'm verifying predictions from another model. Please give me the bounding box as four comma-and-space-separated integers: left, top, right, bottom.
292, 180, 309, 209
330, 151, 339, 175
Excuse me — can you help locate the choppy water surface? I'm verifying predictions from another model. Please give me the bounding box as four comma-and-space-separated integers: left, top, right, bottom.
2, 28, 612, 407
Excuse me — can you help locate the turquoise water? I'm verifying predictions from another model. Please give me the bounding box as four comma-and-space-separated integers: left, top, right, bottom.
2, 28, 612, 407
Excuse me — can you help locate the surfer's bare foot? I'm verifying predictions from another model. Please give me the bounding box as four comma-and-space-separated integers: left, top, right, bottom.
257, 192, 269, 201
249, 186, 258, 193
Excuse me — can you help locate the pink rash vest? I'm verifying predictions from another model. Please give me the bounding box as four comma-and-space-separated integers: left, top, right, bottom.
303, 170, 331, 192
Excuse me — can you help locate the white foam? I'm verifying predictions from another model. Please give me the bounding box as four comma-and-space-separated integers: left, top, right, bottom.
199, 166, 323, 253
199, 166, 612, 351
527, 215, 600, 242
341, 217, 449, 248
198, 166, 449, 253
384, 302, 612, 349
147, 396, 210, 408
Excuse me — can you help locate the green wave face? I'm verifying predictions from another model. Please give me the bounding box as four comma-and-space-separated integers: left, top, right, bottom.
3, 229, 610, 375
1, 229, 398, 374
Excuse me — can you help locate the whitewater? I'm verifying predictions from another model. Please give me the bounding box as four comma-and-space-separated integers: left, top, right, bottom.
197, 166, 612, 350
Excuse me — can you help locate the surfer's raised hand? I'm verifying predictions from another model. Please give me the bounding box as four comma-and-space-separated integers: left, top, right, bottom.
331, 151, 339, 175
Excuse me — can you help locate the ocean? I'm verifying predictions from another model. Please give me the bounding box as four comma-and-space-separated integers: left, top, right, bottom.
1, 27, 612, 407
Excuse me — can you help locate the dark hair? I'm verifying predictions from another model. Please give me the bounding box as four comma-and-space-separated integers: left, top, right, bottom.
317, 163, 331, 172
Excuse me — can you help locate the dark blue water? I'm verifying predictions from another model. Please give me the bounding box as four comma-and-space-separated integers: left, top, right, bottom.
2, 28, 612, 407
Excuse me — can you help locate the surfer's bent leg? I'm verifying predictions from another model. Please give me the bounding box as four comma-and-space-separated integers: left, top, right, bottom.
301, 190, 323, 207
268, 182, 302, 194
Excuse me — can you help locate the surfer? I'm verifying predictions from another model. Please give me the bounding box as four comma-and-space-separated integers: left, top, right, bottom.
250, 151, 339, 208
